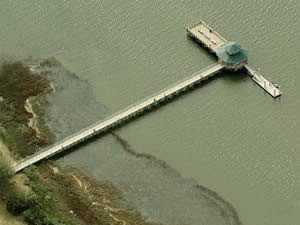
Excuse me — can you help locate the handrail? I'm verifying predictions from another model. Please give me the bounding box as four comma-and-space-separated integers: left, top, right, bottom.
15, 63, 223, 167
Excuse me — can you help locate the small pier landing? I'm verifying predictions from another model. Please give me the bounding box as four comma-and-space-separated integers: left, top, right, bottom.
245, 64, 282, 97
187, 20, 282, 98
12, 20, 283, 173
187, 21, 227, 53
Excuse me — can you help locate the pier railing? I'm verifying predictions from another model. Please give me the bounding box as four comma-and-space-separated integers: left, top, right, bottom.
14, 63, 223, 170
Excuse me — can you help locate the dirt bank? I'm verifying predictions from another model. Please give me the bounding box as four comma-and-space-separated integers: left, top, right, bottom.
0, 61, 52, 158
0, 59, 161, 225
24, 162, 159, 225
0, 58, 242, 225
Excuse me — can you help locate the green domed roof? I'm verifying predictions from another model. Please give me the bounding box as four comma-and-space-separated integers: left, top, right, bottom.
226, 42, 241, 55
216, 41, 248, 65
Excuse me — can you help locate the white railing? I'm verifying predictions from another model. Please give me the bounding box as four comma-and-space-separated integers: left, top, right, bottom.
15, 63, 223, 168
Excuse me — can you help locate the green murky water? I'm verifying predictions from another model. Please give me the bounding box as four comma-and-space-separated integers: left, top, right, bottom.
0, 1, 299, 225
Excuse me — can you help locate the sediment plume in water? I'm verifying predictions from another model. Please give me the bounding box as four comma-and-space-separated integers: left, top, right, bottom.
35, 57, 242, 225
111, 132, 242, 225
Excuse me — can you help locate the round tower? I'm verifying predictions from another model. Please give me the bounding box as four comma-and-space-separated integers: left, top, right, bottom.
216, 42, 248, 70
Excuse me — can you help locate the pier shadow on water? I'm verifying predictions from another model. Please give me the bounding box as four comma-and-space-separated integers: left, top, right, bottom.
186, 35, 219, 62
37, 57, 242, 225
221, 68, 249, 83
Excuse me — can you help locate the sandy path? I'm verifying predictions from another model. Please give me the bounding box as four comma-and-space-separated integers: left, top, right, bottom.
24, 98, 42, 140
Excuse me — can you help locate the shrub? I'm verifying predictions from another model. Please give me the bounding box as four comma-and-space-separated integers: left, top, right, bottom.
7, 191, 67, 225
0, 161, 13, 193
6, 192, 37, 215
23, 205, 56, 225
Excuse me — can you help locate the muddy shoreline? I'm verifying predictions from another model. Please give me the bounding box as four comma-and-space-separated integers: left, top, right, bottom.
0, 59, 161, 225
0, 58, 242, 225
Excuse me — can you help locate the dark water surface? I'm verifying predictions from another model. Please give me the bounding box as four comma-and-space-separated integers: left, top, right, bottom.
0, 1, 299, 225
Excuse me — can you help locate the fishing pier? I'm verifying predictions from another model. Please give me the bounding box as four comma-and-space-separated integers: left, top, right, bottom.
13, 20, 282, 173
187, 20, 282, 97
14, 63, 224, 173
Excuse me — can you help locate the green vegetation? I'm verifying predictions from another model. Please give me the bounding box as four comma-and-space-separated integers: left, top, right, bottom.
0, 59, 157, 225
5, 167, 72, 225
0, 160, 70, 225
0, 61, 72, 225
0, 161, 13, 193
23, 206, 59, 225
0, 62, 51, 158
7, 190, 68, 225
6, 192, 37, 215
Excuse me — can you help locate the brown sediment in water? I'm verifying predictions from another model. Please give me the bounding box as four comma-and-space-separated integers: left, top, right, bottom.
0, 58, 162, 225
111, 132, 170, 168
0, 58, 241, 225
111, 132, 242, 225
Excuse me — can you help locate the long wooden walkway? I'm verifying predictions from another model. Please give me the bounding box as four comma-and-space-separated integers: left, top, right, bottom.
13, 20, 283, 173
13, 63, 224, 173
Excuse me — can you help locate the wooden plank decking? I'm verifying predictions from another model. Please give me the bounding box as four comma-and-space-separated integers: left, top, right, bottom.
187, 21, 227, 53
12, 20, 283, 173
187, 20, 282, 97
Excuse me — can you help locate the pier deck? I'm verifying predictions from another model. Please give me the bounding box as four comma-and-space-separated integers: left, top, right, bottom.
187, 21, 227, 53
12, 20, 283, 173
14, 63, 224, 173
187, 20, 282, 97
245, 64, 282, 97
